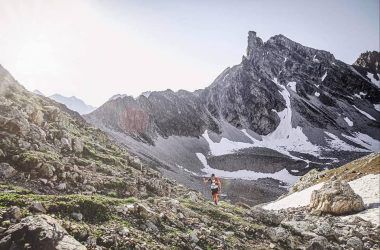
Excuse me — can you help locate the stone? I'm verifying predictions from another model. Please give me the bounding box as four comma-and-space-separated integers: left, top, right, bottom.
39, 178, 48, 184
0, 214, 86, 250
38, 164, 55, 179
29, 202, 47, 213
3, 206, 21, 222
72, 138, 84, 153
56, 182, 67, 190
306, 236, 330, 250
71, 212, 83, 221
44, 106, 60, 122
0, 163, 17, 179
84, 185, 96, 193
309, 180, 365, 215
347, 236, 363, 250
3, 117, 30, 136
30, 109, 44, 125
61, 138, 72, 150
266, 227, 290, 243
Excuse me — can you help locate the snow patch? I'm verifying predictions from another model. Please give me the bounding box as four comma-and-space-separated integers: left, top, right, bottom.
341, 133, 380, 152
321, 72, 327, 81
202, 131, 253, 156
353, 105, 376, 121
367, 72, 380, 88
287, 82, 297, 92
312, 55, 320, 63
196, 153, 299, 184
176, 164, 199, 176
344, 117, 353, 127
354, 94, 361, 99
374, 104, 380, 112
324, 132, 368, 152
222, 73, 229, 82
314, 92, 320, 97
264, 174, 380, 226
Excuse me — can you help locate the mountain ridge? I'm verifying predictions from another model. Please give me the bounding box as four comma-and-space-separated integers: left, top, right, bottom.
85, 31, 380, 204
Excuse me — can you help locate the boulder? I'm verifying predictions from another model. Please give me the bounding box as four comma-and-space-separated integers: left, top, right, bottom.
72, 138, 84, 153
3, 117, 30, 136
0, 163, 17, 179
71, 212, 83, 221
38, 164, 55, 179
309, 180, 365, 215
29, 202, 47, 214
346, 237, 363, 250
0, 214, 86, 250
30, 109, 44, 126
3, 206, 21, 222
44, 106, 60, 122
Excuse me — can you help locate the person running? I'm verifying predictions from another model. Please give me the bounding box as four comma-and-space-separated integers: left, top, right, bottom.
203, 174, 222, 205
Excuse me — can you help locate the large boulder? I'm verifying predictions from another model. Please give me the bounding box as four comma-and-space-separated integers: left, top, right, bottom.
0, 214, 86, 250
0, 163, 17, 179
309, 180, 365, 215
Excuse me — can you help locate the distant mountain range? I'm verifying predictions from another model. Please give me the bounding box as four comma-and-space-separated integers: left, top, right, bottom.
32, 90, 96, 115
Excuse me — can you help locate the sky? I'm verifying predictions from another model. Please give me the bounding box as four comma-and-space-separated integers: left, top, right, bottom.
0, 0, 378, 107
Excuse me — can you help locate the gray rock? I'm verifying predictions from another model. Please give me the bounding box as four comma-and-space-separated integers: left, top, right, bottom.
310, 180, 365, 215
72, 138, 84, 153
266, 227, 290, 243
0, 214, 86, 250
71, 212, 83, 221
0, 163, 17, 179
38, 164, 55, 179
29, 202, 47, 213
306, 236, 330, 250
3, 206, 21, 222
56, 182, 67, 190
347, 236, 364, 250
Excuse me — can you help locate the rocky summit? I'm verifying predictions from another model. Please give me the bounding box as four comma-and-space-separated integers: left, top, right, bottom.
85, 31, 380, 205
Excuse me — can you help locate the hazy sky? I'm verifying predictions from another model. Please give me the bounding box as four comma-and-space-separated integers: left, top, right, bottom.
0, 0, 378, 106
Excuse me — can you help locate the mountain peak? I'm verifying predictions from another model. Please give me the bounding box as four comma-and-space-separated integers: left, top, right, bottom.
246, 31, 264, 60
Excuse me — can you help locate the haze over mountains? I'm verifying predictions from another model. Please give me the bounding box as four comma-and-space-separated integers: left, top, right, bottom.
32, 90, 96, 115
85, 31, 380, 204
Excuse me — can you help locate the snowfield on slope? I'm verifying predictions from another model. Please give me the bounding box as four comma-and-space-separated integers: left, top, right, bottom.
196, 153, 299, 184
201, 78, 322, 160
263, 174, 380, 226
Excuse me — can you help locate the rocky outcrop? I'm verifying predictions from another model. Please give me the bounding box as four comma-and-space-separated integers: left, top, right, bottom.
0, 214, 86, 250
309, 180, 365, 215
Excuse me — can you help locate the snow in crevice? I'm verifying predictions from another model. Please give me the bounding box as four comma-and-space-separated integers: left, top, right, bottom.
374, 104, 380, 112
367, 72, 380, 88
196, 153, 299, 184
312, 55, 320, 63
202, 78, 321, 162
314, 92, 320, 97
344, 117, 353, 127
354, 94, 362, 99
321, 72, 327, 81
222, 73, 230, 82
341, 133, 380, 152
353, 105, 376, 121
263, 174, 380, 226
176, 164, 199, 176
287, 81, 297, 92
324, 132, 369, 152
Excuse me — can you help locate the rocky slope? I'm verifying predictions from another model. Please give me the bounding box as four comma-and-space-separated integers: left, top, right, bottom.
85, 31, 380, 204
0, 64, 379, 249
